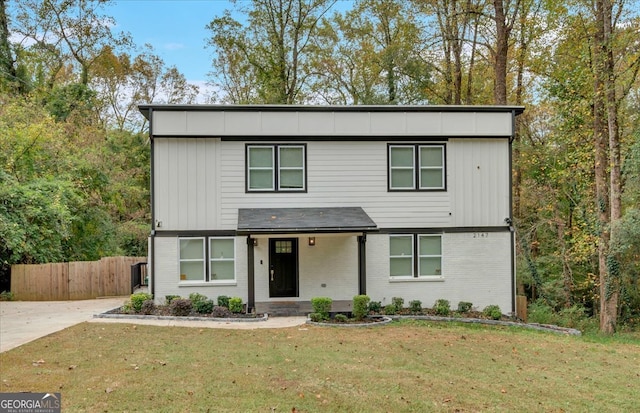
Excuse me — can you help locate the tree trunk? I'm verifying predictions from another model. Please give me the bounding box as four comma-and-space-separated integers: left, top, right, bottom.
0, 0, 17, 90
492, 0, 509, 105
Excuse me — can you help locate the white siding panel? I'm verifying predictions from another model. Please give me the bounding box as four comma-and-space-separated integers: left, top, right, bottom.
334, 112, 371, 134
476, 112, 512, 135
187, 111, 225, 135
153, 237, 248, 303
261, 112, 299, 133
450, 139, 510, 227
153, 111, 187, 135
366, 233, 512, 312
406, 112, 443, 134
370, 112, 406, 134
298, 112, 335, 134
225, 111, 261, 135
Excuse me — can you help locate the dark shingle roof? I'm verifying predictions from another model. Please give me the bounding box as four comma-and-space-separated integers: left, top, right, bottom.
237, 207, 377, 234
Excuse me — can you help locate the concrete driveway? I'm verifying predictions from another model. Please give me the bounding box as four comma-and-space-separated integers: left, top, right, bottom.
0, 297, 126, 353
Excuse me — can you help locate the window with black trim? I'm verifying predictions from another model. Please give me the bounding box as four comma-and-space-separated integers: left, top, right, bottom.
388, 144, 445, 190
247, 144, 306, 192
179, 237, 236, 283
389, 234, 442, 278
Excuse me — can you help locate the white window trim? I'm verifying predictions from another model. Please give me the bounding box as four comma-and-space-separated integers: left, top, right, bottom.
247, 146, 275, 191
277, 145, 306, 191
418, 145, 445, 190
389, 145, 415, 190
389, 234, 443, 279
389, 144, 445, 191
178, 237, 206, 283
209, 237, 236, 284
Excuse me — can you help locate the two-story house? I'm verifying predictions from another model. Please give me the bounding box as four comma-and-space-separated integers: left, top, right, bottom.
138, 105, 524, 315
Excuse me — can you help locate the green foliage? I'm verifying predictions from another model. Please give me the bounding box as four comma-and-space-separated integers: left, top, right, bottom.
228, 297, 243, 314
368, 301, 382, 314
311, 297, 332, 320
211, 306, 232, 318
409, 300, 422, 314
483, 305, 502, 320
165, 295, 180, 305
169, 298, 192, 316
189, 293, 214, 314
457, 301, 473, 313
352, 295, 370, 320
0, 291, 15, 301
308, 313, 324, 322
383, 304, 397, 315
217, 295, 230, 308
130, 292, 153, 313
391, 297, 404, 311
334, 314, 348, 322
434, 299, 451, 316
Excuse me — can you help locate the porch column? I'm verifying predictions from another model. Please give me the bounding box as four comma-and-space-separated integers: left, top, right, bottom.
246, 236, 255, 311
358, 234, 367, 295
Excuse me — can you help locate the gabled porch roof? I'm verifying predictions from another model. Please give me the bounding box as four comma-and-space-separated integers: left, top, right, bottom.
237, 207, 377, 235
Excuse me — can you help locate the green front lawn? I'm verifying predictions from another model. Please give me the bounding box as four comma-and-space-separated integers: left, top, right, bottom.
1, 320, 638, 412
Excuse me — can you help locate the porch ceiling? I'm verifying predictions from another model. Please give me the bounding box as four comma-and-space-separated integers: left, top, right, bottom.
237, 207, 378, 235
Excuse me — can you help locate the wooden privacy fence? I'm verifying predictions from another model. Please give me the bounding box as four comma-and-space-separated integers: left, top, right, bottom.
11, 257, 146, 301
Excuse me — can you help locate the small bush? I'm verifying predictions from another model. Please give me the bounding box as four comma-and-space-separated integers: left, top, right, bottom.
217, 295, 230, 308
170, 298, 192, 316
0, 291, 15, 301
189, 293, 208, 306
309, 312, 324, 322
384, 304, 397, 315
130, 292, 153, 313
194, 298, 214, 314
409, 300, 422, 314
483, 305, 502, 320
229, 297, 243, 314
165, 295, 180, 305
457, 301, 473, 313
527, 300, 555, 324
211, 305, 232, 318
391, 297, 404, 311
334, 314, 348, 323
122, 301, 133, 313
434, 299, 451, 316
353, 295, 370, 320
311, 297, 332, 320
368, 301, 382, 314
140, 300, 156, 315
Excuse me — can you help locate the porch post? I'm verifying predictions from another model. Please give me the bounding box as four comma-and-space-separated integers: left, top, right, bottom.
358, 234, 367, 295
247, 236, 255, 311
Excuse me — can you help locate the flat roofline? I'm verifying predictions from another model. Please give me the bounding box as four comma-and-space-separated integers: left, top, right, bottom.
138, 104, 525, 120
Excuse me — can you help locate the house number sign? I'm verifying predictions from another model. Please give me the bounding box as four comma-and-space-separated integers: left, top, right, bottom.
473, 232, 489, 238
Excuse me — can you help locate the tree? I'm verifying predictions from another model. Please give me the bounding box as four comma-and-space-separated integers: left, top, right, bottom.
207, 0, 336, 104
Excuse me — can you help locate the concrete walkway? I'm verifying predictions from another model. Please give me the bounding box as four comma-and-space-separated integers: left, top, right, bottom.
0, 298, 308, 353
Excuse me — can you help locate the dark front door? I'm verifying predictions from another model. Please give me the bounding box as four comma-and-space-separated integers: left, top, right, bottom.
269, 238, 298, 297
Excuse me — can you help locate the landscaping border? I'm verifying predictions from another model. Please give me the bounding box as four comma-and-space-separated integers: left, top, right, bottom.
306, 316, 393, 327
94, 312, 269, 323
390, 315, 582, 336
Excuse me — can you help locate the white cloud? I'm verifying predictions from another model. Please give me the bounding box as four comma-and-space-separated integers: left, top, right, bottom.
164, 42, 185, 51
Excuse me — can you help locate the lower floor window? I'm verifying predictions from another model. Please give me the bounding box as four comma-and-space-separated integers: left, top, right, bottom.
179, 237, 235, 282
390, 234, 442, 278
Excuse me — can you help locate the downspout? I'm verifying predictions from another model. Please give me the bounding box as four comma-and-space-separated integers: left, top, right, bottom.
509, 109, 516, 314
149, 108, 156, 299
358, 234, 367, 295
247, 236, 255, 312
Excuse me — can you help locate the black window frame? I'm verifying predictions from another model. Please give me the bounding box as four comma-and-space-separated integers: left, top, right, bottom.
387, 143, 447, 192
245, 143, 307, 193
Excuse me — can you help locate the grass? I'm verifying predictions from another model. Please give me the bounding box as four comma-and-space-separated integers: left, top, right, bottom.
1, 320, 639, 412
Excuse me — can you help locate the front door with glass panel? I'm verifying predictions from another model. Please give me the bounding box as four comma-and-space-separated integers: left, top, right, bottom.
269, 238, 298, 297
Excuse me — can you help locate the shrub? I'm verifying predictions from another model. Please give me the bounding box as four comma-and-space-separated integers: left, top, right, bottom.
334, 314, 348, 323
311, 297, 332, 320
0, 291, 15, 301
229, 297, 244, 314
384, 304, 397, 315
309, 312, 324, 322
483, 305, 502, 320
130, 292, 153, 313
194, 298, 214, 314
121, 301, 133, 313
527, 300, 555, 324
140, 300, 156, 315
457, 301, 473, 313
189, 293, 208, 306
217, 295, 230, 308
368, 301, 382, 314
165, 295, 180, 305
170, 298, 192, 316
353, 295, 370, 320
434, 299, 451, 316
409, 300, 422, 314
211, 305, 232, 318
391, 297, 404, 311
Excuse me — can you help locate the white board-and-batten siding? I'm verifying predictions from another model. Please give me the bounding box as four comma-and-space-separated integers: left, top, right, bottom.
151, 109, 514, 137
153, 138, 510, 230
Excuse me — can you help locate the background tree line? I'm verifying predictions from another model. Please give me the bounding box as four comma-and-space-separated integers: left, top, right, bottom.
1, 0, 639, 333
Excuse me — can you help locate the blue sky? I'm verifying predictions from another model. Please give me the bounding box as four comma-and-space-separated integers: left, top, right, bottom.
105, 0, 231, 83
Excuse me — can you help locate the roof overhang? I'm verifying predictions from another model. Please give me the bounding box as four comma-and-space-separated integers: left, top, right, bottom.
237, 207, 378, 235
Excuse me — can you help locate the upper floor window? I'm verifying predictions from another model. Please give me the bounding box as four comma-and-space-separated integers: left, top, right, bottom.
389, 144, 445, 191
247, 144, 306, 192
